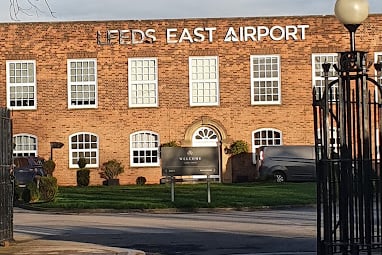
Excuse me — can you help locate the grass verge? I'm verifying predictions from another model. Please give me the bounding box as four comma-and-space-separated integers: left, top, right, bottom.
26, 182, 316, 211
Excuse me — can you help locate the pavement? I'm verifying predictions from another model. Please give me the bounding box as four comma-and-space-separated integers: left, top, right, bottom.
0, 232, 146, 255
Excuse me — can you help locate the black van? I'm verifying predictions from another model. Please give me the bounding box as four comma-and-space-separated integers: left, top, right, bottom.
256, 145, 316, 183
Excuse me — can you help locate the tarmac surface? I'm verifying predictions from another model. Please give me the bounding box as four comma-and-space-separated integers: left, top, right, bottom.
0, 206, 317, 255
1, 232, 317, 255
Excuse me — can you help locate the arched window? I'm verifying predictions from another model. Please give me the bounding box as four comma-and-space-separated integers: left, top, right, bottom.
252, 128, 282, 163
312, 53, 338, 101
317, 127, 339, 154
130, 131, 160, 167
192, 127, 219, 147
13, 134, 38, 156
69, 132, 98, 168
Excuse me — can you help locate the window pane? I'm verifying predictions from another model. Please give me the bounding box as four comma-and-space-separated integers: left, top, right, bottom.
189, 56, 219, 106
13, 134, 37, 156
130, 131, 159, 166
70, 133, 98, 167
251, 55, 280, 104
312, 54, 338, 101
68, 59, 97, 107
129, 58, 158, 107
253, 129, 282, 149
7, 60, 36, 109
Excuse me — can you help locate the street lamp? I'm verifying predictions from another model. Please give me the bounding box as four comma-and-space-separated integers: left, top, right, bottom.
314, 0, 382, 254
50, 141, 64, 160
334, 0, 369, 51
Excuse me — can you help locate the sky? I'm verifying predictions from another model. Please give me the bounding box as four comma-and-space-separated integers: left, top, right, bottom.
2, 0, 382, 22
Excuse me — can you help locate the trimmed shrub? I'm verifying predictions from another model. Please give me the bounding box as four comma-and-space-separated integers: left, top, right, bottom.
99, 159, 124, 180
229, 140, 249, 155
77, 169, 90, 187
26, 182, 40, 202
43, 159, 56, 176
136, 176, 146, 185
14, 185, 22, 202
77, 157, 87, 168
20, 182, 39, 203
160, 141, 180, 147
39, 176, 58, 202
21, 188, 31, 203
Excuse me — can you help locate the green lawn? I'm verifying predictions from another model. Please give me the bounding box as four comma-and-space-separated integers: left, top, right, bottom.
29, 182, 316, 211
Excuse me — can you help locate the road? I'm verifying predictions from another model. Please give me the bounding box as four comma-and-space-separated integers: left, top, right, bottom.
14, 207, 317, 255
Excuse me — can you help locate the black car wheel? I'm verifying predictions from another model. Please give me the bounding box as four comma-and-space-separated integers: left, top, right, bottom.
273, 171, 286, 183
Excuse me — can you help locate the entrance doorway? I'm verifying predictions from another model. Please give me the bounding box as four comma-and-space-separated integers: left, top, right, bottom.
192, 127, 220, 181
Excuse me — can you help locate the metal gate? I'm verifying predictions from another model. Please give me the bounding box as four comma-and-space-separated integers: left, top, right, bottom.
0, 108, 13, 244
313, 51, 382, 254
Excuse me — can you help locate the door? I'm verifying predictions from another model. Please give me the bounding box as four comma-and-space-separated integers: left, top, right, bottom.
192, 127, 220, 181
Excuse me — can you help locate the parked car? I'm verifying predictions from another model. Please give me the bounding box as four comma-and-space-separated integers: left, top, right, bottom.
13, 156, 46, 187
256, 145, 316, 183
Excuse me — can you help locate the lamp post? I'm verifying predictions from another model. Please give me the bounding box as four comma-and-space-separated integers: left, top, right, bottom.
314, 0, 382, 254
334, 0, 369, 51
50, 141, 64, 160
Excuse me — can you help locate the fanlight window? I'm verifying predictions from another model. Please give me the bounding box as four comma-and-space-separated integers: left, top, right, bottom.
192, 127, 218, 147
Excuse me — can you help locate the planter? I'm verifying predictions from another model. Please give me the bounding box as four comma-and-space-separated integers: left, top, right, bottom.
102, 179, 120, 186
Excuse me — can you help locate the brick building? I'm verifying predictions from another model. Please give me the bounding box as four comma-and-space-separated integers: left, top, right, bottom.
2, 14, 382, 186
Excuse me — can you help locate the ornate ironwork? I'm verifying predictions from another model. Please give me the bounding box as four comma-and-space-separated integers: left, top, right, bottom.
313, 50, 382, 254
0, 108, 13, 245
338, 51, 367, 72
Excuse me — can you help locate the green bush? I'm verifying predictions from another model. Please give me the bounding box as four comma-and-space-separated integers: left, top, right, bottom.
39, 176, 58, 202
21, 188, 31, 203
17, 182, 40, 203
161, 141, 180, 147
14, 185, 22, 202
99, 159, 124, 180
43, 159, 56, 176
229, 140, 249, 155
77, 168, 90, 187
26, 182, 40, 202
136, 176, 146, 185
77, 157, 87, 168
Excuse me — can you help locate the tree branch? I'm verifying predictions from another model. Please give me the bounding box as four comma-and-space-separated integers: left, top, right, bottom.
9, 0, 55, 20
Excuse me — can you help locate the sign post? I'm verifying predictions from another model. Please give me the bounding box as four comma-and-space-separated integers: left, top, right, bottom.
161, 147, 219, 203
207, 174, 211, 203
171, 176, 175, 202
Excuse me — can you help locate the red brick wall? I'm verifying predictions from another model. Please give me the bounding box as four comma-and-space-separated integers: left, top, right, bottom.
2, 15, 382, 185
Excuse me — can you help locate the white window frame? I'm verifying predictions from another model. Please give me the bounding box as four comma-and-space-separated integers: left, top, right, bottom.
252, 128, 283, 163
130, 131, 160, 167
13, 133, 38, 157
376, 129, 380, 161
67, 59, 98, 109
250, 55, 281, 105
374, 53, 382, 159
316, 128, 339, 160
69, 132, 99, 168
128, 58, 158, 108
189, 56, 220, 106
192, 127, 219, 147
312, 53, 338, 101
6, 60, 37, 110
374, 52, 382, 102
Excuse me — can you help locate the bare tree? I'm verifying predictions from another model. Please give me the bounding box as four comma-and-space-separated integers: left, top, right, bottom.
9, 0, 55, 20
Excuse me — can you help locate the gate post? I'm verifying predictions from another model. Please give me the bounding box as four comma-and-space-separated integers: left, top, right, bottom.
0, 108, 13, 245
314, 1, 382, 254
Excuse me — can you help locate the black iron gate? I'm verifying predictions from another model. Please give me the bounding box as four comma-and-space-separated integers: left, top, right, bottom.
313, 51, 382, 254
0, 108, 13, 244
